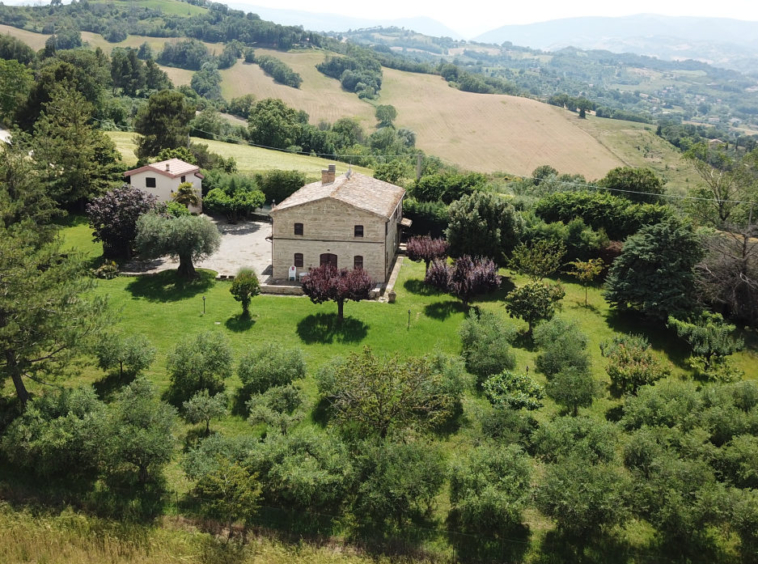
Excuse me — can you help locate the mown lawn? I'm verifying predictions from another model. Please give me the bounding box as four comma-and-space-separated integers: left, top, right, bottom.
5, 219, 757, 563
51, 215, 758, 423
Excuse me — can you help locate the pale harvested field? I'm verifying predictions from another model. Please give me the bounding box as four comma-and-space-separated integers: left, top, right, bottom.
158, 65, 194, 87
380, 68, 624, 177
1, 25, 677, 179
220, 49, 376, 127
81, 31, 223, 57
0, 24, 48, 50
219, 50, 627, 177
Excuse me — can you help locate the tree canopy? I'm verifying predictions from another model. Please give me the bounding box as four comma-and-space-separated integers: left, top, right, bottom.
134, 90, 195, 159
604, 218, 704, 320
135, 213, 221, 279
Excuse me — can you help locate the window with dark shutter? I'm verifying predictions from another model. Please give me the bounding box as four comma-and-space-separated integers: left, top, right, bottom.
294, 253, 303, 268
354, 255, 363, 270
354, 225, 364, 237
146, 177, 156, 188
294, 223, 303, 236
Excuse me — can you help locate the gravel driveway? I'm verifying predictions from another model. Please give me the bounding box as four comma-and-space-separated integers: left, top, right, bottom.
123, 216, 273, 279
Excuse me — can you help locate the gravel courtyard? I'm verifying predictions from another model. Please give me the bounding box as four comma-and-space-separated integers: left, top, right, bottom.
123, 216, 273, 279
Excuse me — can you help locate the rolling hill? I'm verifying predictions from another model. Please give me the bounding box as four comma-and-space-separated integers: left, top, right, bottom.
1, 25, 698, 187
217, 46, 695, 183
474, 14, 758, 73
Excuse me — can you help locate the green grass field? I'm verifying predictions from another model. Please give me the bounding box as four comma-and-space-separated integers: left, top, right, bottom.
105, 131, 373, 176
89, 0, 207, 17
4, 217, 745, 563
50, 215, 758, 423
572, 115, 702, 196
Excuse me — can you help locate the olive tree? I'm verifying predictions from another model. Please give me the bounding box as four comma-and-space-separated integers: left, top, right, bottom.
229, 267, 260, 318
135, 212, 221, 279
166, 331, 234, 405
459, 310, 516, 383
102, 377, 177, 483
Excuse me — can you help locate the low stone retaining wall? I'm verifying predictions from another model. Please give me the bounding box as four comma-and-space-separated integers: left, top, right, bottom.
260, 284, 304, 296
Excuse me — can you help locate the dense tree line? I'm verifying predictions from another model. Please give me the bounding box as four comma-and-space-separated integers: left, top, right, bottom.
316, 54, 383, 99
255, 55, 302, 88
0, 1, 323, 50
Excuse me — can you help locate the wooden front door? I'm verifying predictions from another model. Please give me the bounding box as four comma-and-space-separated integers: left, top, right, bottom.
320, 253, 338, 268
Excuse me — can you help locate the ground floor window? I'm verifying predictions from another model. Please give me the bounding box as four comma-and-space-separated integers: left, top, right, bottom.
294, 253, 303, 268
354, 255, 363, 269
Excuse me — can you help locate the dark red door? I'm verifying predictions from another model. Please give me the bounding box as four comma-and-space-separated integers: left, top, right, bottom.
320, 253, 338, 268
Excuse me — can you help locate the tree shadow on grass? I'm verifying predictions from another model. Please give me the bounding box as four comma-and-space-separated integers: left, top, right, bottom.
125, 269, 216, 302
93, 371, 136, 401
402, 278, 443, 297
512, 331, 538, 352
225, 314, 256, 332
473, 276, 517, 303
534, 529, 635, 564
448, 522, 530, 564
311, 397, 332, 428
604, 309, 692, 372
424, 300, 465, 321
296, 313, 368, 344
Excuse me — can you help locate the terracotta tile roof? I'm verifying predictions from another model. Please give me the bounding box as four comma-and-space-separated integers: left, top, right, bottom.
271, 172, 405, 218
123, 158, 200, 180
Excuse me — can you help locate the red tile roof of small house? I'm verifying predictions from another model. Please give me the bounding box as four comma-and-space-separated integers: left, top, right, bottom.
123, 158, 203, 180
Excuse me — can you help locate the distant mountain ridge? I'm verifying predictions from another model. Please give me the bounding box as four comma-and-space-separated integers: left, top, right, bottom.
226, 3, 463, 39
474, 14, 758, 73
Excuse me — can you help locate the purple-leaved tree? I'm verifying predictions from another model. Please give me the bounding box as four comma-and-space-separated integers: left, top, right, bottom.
301, 264, 373, 322
406, 236, 449, 274
425, 255, 501, 308
87, 185, 158, 259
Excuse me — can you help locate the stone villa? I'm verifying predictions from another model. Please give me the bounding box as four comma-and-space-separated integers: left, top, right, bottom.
269, 165, 410, 284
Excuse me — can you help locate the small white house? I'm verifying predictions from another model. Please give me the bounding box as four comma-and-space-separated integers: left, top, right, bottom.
124, 158, 203, 214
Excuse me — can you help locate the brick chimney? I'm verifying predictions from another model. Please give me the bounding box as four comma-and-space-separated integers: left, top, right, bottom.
321, 163, 336, 184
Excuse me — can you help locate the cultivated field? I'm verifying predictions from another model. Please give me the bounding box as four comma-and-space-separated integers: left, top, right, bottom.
380, 69, 624, 178
88, 0, 207, 16
219, 49, 376, 128
0, 24, 48, 50
1, 25, 696, 186
217, 49, 664, 180
572, 115, 702, 196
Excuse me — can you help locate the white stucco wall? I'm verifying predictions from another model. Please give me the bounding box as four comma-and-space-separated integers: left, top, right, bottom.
130, 171, 202, 214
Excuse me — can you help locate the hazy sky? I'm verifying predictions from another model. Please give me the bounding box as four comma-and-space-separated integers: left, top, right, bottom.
237, 0, 758, 37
